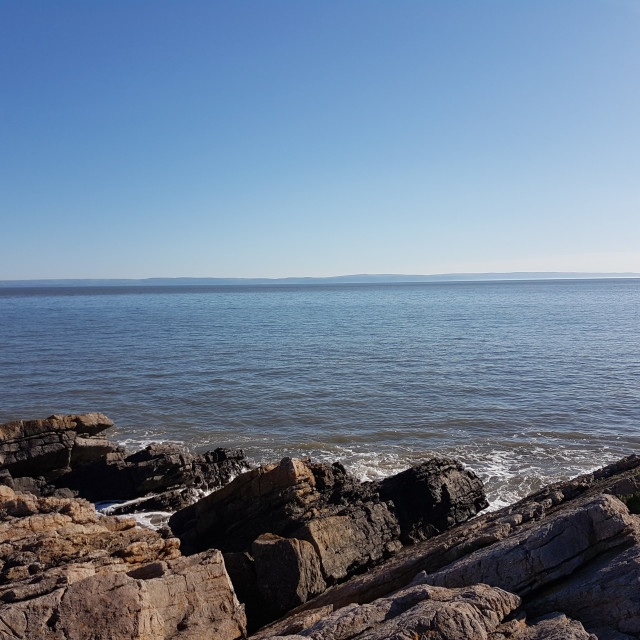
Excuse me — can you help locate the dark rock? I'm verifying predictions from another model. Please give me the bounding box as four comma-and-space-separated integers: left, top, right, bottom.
252, 534, 326, 618
169, 457, 346, 554
59, 442, 247, 510
0, 414, 249, 515
170, 456, 486, 558
264, 455, 640, 640
292, 502, 401, 583
280, 455, 640, 619
170, 455, 487, 628
376, 457, 488, 543
224, 551, 265, 625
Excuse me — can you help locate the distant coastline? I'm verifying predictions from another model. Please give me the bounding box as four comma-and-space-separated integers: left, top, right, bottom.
2, 272, 640, 288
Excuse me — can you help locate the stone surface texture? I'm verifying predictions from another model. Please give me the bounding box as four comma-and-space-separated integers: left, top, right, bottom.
252, 582, 520, 640
0, 414, 115, 479
61, 442, 247, 511
0, 484, 246, 639
0, 414, 248, 515
6, 413, 640, 639
170, 455, 487, 628
253, 455, 640, 639
424, 494, 636, 596
489, 612, 598, 640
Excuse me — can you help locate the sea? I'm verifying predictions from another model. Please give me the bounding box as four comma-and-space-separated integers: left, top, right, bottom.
1, 279, 639, 510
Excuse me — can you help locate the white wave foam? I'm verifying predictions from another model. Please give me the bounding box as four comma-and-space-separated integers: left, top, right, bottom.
112, 432, 188, 453
96, 499, 174, 530
242, 440, 626, 512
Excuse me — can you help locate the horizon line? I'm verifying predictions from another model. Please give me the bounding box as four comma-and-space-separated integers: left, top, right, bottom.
2, 271, 640, 287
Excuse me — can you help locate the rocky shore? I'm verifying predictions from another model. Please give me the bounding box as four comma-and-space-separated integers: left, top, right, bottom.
2, 414, 640, 639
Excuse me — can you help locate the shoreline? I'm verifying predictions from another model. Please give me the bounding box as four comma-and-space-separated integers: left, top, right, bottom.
2, 413, 640, 638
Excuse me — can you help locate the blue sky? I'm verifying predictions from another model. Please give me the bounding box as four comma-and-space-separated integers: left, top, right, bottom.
1, 1, 639, 279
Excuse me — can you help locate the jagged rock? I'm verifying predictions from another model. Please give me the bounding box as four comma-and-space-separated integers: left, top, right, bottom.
59, 443, 247, 510
0, 484, 246, 639
294, 502, 402, 583
526, 539, 640, 636
377, 457, 488, 543
224, 551, 265, 625
251, 582, 520, 639
0, 414, 248, 515
0, 550, 246, 640
279, 455, 640, 620
424, 494, 636, 596
170, 458, 363, 554
489, 612, 597, 639
170, 455, 486, 629
169, 456, 485, 559
0, 484, 180, 591
251, 534, 326, 617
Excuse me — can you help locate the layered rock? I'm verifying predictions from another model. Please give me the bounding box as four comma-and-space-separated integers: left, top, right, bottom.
169, 455, 487, 628
7, 412, 640, 638
0, 484, 246, 639
250, 582, 520, 640
0, 413, 116, 480
0, 414, 248, 515
425, 494, 636, 596
60, 443, 247, 512
254, 455, 640, 639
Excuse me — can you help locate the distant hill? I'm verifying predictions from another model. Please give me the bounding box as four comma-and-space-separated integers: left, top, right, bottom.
1, 272, 639, 287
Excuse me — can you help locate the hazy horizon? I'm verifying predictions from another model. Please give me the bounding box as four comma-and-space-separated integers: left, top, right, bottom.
2, 2, 639, 279
2, 271, 640, 288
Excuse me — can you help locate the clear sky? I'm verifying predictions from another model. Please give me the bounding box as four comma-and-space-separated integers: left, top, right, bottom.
1, 1, 639, 279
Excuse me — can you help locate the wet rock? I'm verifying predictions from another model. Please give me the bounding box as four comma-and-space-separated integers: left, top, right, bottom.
169, 456, 486, 559
0, 414, 248, 515
169, 457, 374, 554
280, 456, 640, 640
60, 443, 247, 510
377, 457, 488, 543
281, 455, 640, 619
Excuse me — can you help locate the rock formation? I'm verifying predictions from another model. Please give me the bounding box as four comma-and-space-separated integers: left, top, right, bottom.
0, 414, 247, 515
251, 455, 640, 639
4, 412, 640, 638
0, 484, 246, 639
169, 455, 488, 628
0, 413, 116, 480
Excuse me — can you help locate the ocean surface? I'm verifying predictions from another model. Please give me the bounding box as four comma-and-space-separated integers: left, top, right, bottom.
1, 279, 639, 509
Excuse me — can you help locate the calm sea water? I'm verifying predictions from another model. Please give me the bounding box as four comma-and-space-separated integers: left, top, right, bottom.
1, 280, 639, 508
